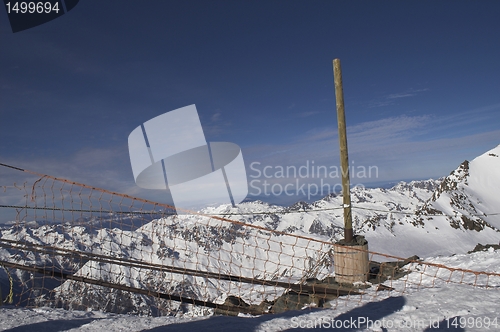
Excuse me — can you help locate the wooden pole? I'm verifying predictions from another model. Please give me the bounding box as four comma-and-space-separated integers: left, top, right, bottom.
333, 59, 353, 243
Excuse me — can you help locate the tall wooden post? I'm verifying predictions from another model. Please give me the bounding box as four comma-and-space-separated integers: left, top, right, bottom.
333, 59, 353, 243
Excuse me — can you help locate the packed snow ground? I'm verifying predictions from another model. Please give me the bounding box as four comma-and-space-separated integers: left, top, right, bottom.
1, 247, 499, 331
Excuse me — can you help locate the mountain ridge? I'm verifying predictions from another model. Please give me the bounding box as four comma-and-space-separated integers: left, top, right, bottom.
1, 144, 499, 316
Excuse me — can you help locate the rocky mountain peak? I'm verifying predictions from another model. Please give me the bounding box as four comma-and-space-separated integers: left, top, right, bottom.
417, 145, 500, 233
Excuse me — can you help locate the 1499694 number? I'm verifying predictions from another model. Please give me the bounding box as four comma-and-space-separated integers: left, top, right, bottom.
446, 316, 498, 329
5, 2, 61, 14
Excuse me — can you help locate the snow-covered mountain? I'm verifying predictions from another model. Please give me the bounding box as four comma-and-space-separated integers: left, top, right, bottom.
417, 146, 500, 231
1, 144, 499, 316
351, 144, 500, 257
2, 247, 500, 331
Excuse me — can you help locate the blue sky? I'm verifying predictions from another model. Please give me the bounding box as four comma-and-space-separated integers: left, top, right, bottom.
1, 0, 500, 207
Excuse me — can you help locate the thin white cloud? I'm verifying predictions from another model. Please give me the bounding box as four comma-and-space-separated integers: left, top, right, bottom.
348, 115, 431, 146
369, 88, 429, 107
243, 107, 499, 188
296, 110, 322, 118
211, 110, 222, 122
387, 88, 429, 100
3, 103, 498, 210
294, 114, 430, 146
387, 93, 415, 99
72, 147, 125, 168
2, 146, 133, 193
296, 127, 336, 142
202, 110, 232, 138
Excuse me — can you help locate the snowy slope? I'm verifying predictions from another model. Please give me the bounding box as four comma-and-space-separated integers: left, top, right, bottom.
1, 145, 499, 318
1, 247, 499, 332
419, 144, 500, 230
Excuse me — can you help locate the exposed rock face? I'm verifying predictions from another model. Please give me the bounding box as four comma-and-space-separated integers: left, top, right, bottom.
417, 145, 500, 233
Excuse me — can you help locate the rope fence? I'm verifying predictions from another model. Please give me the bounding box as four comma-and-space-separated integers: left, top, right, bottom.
0, 163, 499, 317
